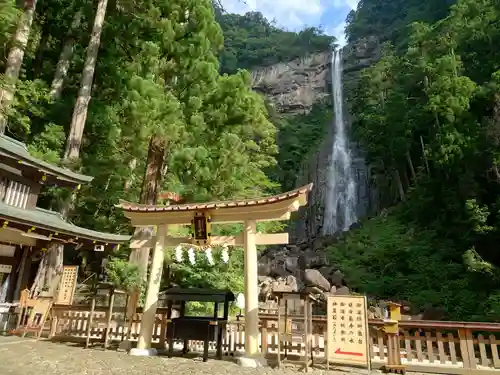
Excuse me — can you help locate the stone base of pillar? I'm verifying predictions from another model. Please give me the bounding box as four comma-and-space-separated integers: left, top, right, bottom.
236, 353, 268, 368
117, 340, 132, 352
129, 348, 158, 357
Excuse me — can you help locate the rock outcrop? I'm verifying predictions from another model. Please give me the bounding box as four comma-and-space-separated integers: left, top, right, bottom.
251, 52, 331, 114
257, 237, 350, 304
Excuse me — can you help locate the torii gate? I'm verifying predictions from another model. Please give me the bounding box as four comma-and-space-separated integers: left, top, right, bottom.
117, 183, 313, 357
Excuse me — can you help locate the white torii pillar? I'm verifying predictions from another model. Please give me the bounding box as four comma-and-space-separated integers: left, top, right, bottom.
128, 223, 288, 357
243, 219, 259, 356
131, 224, 167, 355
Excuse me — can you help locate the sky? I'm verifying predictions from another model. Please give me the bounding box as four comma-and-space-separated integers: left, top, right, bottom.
219, 0, 360, 46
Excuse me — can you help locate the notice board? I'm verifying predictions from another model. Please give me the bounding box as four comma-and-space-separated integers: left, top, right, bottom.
55, 266, 78, 305
326, 295, 370, 368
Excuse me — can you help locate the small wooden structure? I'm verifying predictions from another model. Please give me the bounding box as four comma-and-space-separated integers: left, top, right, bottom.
160, 288, 235, 362
84, 282, 126, 350
0, 134, 129, 304
272, 291, 315, 372
381, 301, 405, 374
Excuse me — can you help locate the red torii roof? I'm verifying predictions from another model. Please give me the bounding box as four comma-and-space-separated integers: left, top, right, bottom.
117, 184, 313, 226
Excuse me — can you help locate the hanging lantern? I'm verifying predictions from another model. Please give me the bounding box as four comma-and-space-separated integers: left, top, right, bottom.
175, 245, 183, 262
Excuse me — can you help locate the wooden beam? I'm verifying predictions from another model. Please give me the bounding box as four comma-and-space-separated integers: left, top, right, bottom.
125, 199, 303, 226
0, 227, 38, 247
130, 232, 289, 249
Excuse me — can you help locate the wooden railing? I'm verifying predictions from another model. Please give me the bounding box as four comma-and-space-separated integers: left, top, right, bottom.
48, 304, 500, 374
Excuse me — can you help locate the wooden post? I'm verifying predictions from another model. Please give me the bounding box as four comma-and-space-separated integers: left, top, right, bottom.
103, 289, 115, 350
261, 321, 268, 355
13, 246, 29, 300
134, 224, 167, 353
85, 297, 96, 349
243, 219, 259, 356
458, 328, 476, 371
159, 312, 167, 349
48, 312, 58, 338
277, 299, 281, 368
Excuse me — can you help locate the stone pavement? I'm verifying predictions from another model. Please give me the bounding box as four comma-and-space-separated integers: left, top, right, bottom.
0, 337, 426, 375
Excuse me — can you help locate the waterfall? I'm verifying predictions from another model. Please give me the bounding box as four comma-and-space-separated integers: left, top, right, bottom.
322, 49, 358, 235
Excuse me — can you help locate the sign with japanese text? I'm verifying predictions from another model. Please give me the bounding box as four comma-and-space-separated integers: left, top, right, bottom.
55, 266, 78, 305
0, 264, 12, 273
326, 295, 370, 367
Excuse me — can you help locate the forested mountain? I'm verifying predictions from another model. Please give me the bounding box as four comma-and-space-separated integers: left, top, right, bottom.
215, 9, 334, 73
332, 0, 500, 320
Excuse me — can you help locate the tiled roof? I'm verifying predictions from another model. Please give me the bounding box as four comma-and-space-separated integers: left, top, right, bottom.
118, 184, 313, 212
0, 201, 130, 244
0, 134, 93, 185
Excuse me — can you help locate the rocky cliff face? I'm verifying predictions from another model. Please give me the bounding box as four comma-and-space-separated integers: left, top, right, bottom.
251, 52, 331, 114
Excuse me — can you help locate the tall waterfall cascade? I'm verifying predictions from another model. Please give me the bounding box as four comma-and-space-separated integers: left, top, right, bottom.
322, 49, 358, 235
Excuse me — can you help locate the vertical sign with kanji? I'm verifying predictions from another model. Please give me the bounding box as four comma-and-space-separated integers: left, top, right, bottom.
326, 295, 370, 368
55, 266, 78, 305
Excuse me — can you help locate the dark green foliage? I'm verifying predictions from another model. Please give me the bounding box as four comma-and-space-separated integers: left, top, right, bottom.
345, 0, 455, 48
105, 258, 143, 293
216, 10, 335, 74
269, 103, 332, 191
327, 210, 496, 321
335, 0, 500, 321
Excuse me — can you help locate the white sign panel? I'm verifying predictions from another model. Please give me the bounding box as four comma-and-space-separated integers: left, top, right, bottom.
326, 295, 370, 368
0, 264, 12, 274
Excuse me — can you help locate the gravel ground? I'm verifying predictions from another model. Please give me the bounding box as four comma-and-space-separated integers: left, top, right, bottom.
0, 337, 430, 375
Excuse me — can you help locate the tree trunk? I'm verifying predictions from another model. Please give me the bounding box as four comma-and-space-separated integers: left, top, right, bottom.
49, 10, 82, 100
123, 158, 137, 192
394, 169, 406, 202
127, 134, 166, 321
64, 0, 108, 160
129, 134, 166, 281
0, 0, 38, 133
30, 242, 64, 298
420, 135, 430, 174
32, 2, 108, 295
406, 151, 417, 182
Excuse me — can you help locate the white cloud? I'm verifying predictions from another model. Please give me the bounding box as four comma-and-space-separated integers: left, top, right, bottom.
325, 22, 347, 46
220, 0, 323, 30
220, 0, 360, 45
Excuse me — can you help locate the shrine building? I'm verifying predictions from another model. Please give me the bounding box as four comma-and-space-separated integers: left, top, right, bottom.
0, 134, 130, 304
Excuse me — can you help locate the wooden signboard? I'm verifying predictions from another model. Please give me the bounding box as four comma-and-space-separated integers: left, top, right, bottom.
55, 266, 78, 305
0, 264, 12, 273
326, 295, 371, 370
191, 212, 212, 245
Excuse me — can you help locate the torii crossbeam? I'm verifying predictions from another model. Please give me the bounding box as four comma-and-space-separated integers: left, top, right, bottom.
117, 183, 313, 357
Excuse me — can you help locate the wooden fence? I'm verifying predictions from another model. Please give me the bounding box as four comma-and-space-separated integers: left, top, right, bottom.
48, 304, 500, 374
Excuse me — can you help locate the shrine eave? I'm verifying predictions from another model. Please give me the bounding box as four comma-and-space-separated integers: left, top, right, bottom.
117, 183, 313, 226
0, 201, 130, 245
0, 134, 93, 186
